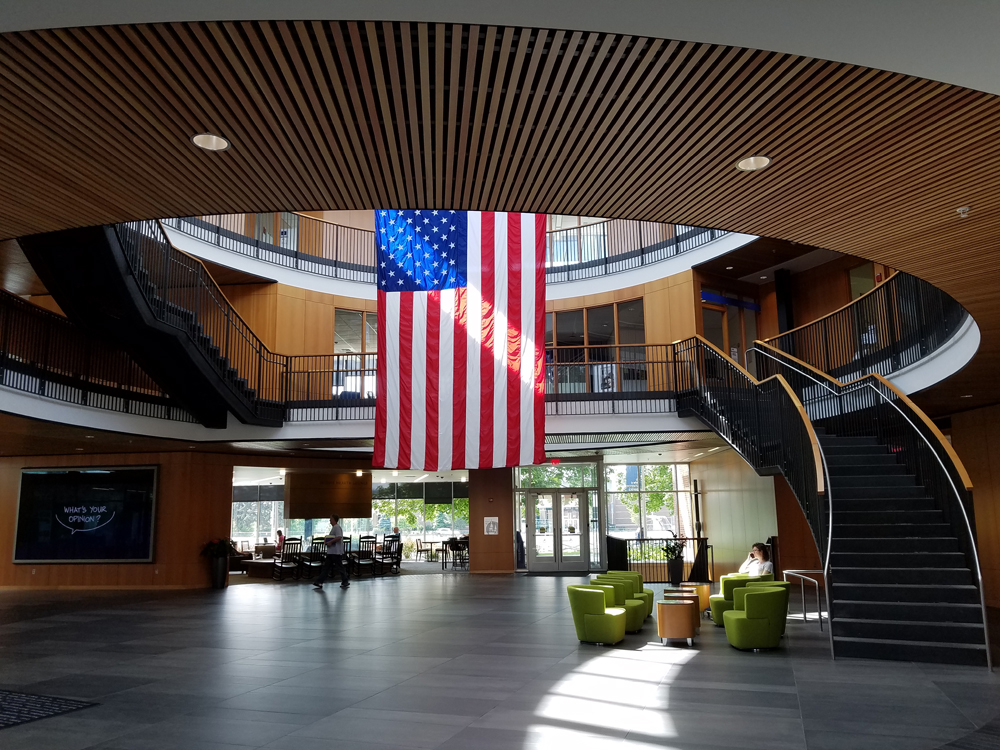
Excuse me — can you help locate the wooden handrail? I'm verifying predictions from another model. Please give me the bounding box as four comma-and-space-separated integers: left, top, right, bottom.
762, 269, 899, 343
751, 338, 972, 491
686, 334, 825, 497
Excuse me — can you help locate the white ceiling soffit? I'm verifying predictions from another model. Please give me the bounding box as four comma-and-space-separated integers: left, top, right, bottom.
4, 2, 1000, 96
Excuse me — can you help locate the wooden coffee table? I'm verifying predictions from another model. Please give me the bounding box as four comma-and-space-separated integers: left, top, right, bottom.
243, 559, 274, 579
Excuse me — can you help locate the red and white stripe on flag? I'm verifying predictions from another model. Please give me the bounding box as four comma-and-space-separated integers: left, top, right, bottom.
374, 211, 546, 470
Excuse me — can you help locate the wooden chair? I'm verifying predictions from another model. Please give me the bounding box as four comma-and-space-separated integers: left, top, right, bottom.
353, 536, 377, 578
299, 542, 326, 579
272, 539, 301, 580
377, 537, 402, 575
414, 539, 427, 561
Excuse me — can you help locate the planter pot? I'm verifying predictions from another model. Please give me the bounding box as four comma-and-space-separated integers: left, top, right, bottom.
667, 557, 684, 586
209, 556, 229, 589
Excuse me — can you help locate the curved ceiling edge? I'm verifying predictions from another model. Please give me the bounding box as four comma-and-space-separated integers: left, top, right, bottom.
4, 1, 1000, 95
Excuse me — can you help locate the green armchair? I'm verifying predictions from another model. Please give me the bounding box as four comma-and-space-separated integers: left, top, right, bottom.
709, 574, 769, 625
592, 576, 646, 632
567, 585, 626, 645
722, 586, 786, 650
603, 571, 654, 617
744, 580, 791, 635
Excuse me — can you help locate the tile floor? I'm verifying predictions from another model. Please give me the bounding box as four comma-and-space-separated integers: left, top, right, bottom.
0, 574, 998, 749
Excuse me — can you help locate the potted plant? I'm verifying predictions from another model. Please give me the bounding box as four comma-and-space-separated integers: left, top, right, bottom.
567, 525, 576, 534
201, 538, 237, 589
661, 532, 686, 585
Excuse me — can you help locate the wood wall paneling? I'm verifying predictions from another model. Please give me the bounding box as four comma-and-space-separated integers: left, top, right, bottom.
468, 468, 515, 573
950, 406, 1000, 607
773, 476, 822, 573
220, 283, 278, 350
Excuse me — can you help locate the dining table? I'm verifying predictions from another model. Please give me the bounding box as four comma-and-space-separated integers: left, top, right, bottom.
424, 541, 441, 562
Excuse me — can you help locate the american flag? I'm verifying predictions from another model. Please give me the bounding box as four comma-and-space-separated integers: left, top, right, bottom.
373, 209, 546, 470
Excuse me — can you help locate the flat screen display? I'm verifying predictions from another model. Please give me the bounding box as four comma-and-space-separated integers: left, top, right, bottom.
14, 467, 157, 563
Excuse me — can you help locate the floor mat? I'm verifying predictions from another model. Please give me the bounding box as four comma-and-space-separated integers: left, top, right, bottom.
0, 690, 95, 729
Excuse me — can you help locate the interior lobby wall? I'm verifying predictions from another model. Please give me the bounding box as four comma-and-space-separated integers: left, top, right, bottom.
690, 450, 778, 576
468, 468, 515, 573
0, 452, 233, 589
948, 405, 1000, 606
0, 452, 367, 589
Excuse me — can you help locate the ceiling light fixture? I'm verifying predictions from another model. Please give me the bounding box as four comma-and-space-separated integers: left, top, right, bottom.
392, 470, 399, 477
760, 275, 768, 280
736, 155, 771, 172
279, 469, 286, 477
191, 132, 230, 151
956, 206, 971, 218
960, 394, 973, 398
726, 266, 734, 270
460, 476, 468, 482
355, 469, 363, 477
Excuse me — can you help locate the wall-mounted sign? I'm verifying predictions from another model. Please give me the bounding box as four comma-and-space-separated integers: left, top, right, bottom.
484, 517, 499, 535
14, 466, 158, 563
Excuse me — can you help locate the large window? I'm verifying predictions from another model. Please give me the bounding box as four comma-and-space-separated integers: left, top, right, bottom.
230, 485, 336, 549
546, 300, 647, 394
605, 463, 692, 540
368, 482, 470, 544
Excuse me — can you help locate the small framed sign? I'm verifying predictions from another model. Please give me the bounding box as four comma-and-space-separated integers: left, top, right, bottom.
484, 517, 499, 535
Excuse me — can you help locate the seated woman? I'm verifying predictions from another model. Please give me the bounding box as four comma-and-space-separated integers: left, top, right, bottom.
737, 542, 773, 576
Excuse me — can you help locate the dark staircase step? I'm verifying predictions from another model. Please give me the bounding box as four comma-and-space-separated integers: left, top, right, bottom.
825, 453, 899, 467
833, 567, 972, 585
833, 599, 984, 623
837, 497, 936, 512
832, 636, 988, 666
818, 436, 881, 447
822, 444, 890, 456
834, 474, 917, 488
833, 523, 954, 538
832, 617, 986, 644
834, 509, 943, 525
828, 464, 908, 476
836, 486, 931, 499
832, 582, 980, 603
830, 551, 968, 568
833, 537, 961, 553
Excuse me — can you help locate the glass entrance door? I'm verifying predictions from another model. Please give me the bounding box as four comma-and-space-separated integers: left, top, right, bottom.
526, 492, 589, 572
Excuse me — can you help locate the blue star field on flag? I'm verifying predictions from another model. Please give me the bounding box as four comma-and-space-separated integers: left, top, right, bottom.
375, 210, 469, 292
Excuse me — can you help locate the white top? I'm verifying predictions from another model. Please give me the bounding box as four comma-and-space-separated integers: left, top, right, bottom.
326, 524, 344, 555
738, 558, 774, 576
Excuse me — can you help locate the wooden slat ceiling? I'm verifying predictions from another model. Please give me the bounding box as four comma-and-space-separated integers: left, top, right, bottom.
0, 21, 999, 416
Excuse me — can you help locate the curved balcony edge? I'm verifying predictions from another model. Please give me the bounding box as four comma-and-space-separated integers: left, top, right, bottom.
0, 382, 704, 443
886, 312, 980, 396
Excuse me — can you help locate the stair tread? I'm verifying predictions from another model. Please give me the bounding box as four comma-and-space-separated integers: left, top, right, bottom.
833, 636, 986, 650
833, 599, 981, 608
832, 582, 978, 589
833, 618, 983, 627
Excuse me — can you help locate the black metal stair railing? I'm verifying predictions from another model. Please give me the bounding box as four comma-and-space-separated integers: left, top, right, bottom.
0, 288, 193, 421
764, 271, 968, 382
673, 336, 830, 564
114, 221, 287, 423
749, 339, 990, 666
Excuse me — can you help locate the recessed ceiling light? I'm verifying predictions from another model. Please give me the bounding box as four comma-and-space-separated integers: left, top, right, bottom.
392, 470, 399, 477
960, 394, 973, 398
75, 447, 84, 451
760, 275, 768, 280
736, 155, 771, 172
279, 469, 286, 476
356, 469, 363, 477
191, 132, 230, 151
85, 435, 95, 438
460, 475, 468, 482
726, 266, 734, 270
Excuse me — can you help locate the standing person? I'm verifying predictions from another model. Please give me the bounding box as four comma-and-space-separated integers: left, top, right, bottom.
275, 530, 285, 554
313, 515, 350, 590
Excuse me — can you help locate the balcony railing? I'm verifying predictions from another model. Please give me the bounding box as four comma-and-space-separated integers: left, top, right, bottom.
763, 271, 968, 382
163, 214, 728, 285
0, 288, 194, 421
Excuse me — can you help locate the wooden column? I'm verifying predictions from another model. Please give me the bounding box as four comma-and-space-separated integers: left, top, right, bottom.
468, 468, 515, 573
